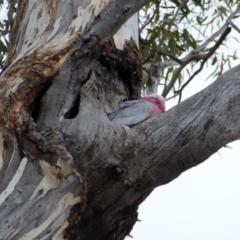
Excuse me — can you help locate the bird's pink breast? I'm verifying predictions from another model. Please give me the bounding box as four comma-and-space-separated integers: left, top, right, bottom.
148, 103, 163, 119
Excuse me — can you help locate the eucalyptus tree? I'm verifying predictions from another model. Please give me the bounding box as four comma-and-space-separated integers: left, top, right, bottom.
0, 1, 240, 239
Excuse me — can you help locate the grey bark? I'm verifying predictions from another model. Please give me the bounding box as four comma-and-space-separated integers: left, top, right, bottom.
22, 54, 240, 240
0, 0, 240, 240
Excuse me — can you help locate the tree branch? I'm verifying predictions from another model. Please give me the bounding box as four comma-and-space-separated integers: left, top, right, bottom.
38, 0, 153, 124
174, 26, 231, 100
65, 64, 240, 239
160, 5, 240, 98
143, 50, 182, 65
132, 64, 240, 188
193, 5, 240, 53
76, 63, 240, 227
147, 0, 186, 93
162, 25, 232, 98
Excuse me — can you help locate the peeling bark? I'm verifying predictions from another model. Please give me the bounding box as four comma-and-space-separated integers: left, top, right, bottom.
0, 0, 144, 239
0, 0, 240, 240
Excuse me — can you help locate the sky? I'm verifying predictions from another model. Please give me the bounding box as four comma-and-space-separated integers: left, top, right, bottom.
131, 142, 240, 240
130, 40, 240, 239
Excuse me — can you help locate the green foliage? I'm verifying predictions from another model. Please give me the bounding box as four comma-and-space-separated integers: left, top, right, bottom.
140, 0, 240, 98
0, 2, 7, 69
0, 0, 17, 70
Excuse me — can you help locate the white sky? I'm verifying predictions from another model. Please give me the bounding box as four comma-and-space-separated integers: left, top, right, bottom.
130, 29, 240, 239
131, 142, 240, 240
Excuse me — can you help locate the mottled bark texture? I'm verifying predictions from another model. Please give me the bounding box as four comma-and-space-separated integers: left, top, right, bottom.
0, 0, 240, 240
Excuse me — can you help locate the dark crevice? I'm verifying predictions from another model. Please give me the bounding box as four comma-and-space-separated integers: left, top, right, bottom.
64, 92, 80, 119
31, 83, 52, 122
99, 52, 141, 100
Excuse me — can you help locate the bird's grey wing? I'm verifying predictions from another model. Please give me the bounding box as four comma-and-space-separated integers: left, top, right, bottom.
108, 100, 153, 127
108, 100, 141, 120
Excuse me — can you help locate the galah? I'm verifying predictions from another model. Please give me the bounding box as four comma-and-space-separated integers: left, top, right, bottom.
108, 93, 165, 127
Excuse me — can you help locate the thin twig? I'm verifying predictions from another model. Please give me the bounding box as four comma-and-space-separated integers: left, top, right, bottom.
173, 26, 231, 98
162, 25, 232, 98
140, 11, 156, 35
193, 4, 240, 53
147, 0, 187, 93
142, 50, 182, 65
143, 61, 180, 70
229, 20, 240, 34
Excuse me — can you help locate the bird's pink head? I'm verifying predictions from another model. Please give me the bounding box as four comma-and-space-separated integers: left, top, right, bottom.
141, 93, 166, 112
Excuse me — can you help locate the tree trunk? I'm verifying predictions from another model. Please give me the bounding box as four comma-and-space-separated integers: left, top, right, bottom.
1, 1, 240, 240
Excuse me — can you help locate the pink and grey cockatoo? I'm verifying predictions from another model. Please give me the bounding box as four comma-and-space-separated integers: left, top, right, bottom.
108, 93, 165, 127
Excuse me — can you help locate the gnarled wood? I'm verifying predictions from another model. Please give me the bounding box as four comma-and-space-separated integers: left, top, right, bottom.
0, 0, 240, 240
0, 0, 144, 239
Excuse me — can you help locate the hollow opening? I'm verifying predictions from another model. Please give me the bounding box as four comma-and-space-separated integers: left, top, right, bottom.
31, 83, 51, 122
64, 92, 80, 119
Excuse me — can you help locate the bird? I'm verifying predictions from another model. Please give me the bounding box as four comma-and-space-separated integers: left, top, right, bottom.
108, 93, 165, 127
